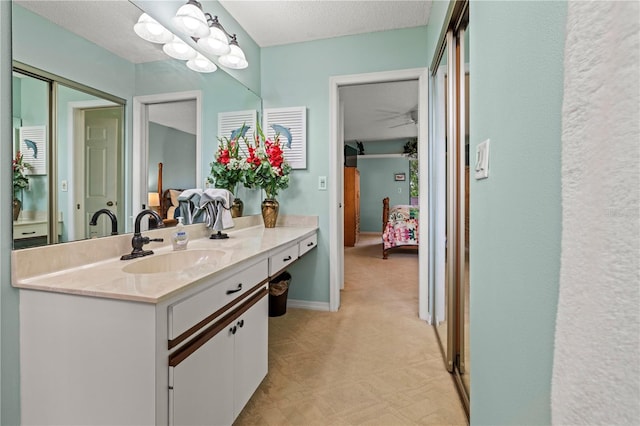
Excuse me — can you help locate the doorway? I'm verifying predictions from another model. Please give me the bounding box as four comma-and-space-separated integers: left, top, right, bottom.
70, 104, 123, 241
329, 68, 429, 317
132, 91, 202, 229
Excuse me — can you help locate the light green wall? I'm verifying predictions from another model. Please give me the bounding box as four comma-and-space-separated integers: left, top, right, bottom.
260, 26, 429, 303
468, 1, 566, 424
359, 158, 411, 232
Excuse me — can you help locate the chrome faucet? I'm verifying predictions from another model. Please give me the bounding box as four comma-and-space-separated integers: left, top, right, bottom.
121, 209, 165, 260
89, 209, 119, 236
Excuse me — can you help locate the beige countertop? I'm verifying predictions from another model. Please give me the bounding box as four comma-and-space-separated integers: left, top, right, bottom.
12, 216, 317, 304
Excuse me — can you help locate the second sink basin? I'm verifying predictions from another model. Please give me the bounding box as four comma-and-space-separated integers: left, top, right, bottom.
122, 249, 224, 274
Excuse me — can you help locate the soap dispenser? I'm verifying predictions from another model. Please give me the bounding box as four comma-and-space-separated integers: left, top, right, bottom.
172, 217, 189, 251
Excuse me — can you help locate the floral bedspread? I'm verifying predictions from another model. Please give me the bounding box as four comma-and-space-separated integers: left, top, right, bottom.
383, 205, 419, 250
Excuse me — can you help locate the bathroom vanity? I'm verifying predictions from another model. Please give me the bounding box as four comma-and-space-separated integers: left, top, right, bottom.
13, 216, 318, 425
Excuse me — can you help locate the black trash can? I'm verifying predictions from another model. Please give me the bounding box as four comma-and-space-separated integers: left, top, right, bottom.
269, 271, 291, 317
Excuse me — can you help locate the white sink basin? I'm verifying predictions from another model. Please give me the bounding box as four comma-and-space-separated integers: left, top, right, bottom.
122, 249, 224, 274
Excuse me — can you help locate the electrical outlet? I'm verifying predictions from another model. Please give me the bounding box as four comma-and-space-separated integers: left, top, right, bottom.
319, 176, 327, 190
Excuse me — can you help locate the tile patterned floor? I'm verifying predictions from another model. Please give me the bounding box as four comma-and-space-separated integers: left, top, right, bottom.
235, 234, 468, 425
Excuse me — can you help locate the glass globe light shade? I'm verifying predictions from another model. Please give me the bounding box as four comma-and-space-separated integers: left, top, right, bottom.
218, 42, 248, 70
134, 13, 173, 44
173, 2, 209, 38
197, 26, 230, 56
187, 54, 218, 73
163, 36, 197, 61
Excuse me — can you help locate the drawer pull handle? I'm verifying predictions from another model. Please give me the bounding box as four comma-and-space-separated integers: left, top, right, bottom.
226, 283, 243, 295
22, 231, 36, 235
307, 242, 314, 247
237, 319, 244, 328
283, 255, 292, 262
230, 326, 237, 335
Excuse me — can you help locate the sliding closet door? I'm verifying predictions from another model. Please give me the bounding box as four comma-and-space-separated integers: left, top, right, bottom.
429, 0, 470, 416
457, 22, 471, 398
433, 32, 455, 371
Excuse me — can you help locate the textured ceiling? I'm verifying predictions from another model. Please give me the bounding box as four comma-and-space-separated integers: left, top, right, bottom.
15, 0, 166, 64
219, 0, 432, 47
16, 1, 426, 142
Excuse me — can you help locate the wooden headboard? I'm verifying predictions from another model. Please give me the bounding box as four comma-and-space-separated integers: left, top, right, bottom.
157, 162, 181, 226
382, 197, 390, 232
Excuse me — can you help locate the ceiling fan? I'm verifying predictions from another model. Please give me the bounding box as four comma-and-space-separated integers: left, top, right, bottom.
377, 106, 418, 128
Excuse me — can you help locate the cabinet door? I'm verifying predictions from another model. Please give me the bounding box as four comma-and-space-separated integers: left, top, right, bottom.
171, 328, 235, 426
233, 295, 269, 418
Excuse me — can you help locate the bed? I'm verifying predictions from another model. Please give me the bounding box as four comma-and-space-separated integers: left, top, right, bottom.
382, 197, 419, 259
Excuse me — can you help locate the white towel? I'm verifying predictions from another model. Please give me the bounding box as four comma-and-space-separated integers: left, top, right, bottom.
199, 188, 235, 230
177, 189, 203, 224
552, 2, 640, 424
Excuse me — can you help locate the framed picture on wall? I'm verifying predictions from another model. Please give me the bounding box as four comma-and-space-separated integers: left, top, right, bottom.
394, 173, 406, 181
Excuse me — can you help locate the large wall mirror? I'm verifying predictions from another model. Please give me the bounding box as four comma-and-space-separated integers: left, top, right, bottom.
11, 0, 262, 249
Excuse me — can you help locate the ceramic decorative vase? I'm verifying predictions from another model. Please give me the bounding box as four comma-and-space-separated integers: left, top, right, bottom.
12, 199, 21, 221
261, 198, 279, 228
231, 198, 244, 218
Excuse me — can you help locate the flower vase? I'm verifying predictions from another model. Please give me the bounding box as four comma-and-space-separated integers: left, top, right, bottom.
261, 198, 279, 228
231, 197, 244, 218
12, 199, 21, 221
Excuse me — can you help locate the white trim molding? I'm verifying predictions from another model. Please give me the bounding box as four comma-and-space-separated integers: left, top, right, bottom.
132, 90, 202, 231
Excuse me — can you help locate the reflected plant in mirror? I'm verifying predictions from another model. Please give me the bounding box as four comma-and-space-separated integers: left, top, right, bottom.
12, 151, 31, 221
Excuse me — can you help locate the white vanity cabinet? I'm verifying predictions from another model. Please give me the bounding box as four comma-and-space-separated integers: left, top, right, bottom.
16, 226, 318, 426
170, 293, 268, 425
169, 274, 269, 425
19, 258, 271, 426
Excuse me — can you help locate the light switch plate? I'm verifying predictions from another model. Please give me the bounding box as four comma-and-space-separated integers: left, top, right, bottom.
318, 176, 327, 190
475, 139, 490, 180
61, 180, 68, 192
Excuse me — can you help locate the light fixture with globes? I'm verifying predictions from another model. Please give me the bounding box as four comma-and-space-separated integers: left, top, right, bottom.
133, 0, 249, 73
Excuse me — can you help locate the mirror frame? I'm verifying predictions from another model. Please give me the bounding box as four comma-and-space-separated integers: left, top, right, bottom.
132, 90, 202, 229
12, 61, 126, 245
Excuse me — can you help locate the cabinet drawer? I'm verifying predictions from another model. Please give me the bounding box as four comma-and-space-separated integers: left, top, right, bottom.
269, 244, 298, 276
169, 259, 268, 341
298, 233, 317, 257
14, 222, 47, 240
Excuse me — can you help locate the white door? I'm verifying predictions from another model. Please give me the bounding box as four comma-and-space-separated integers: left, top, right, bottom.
233, 295, 268, 418
84, 108, 120, 238
171, 329, 235, 426
338, 100, 345, 291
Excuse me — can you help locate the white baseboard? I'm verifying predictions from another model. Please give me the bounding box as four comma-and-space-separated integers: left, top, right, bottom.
287, 299, 331, 311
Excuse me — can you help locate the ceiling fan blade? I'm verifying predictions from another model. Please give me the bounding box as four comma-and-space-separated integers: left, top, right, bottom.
388, 121, 413, 128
